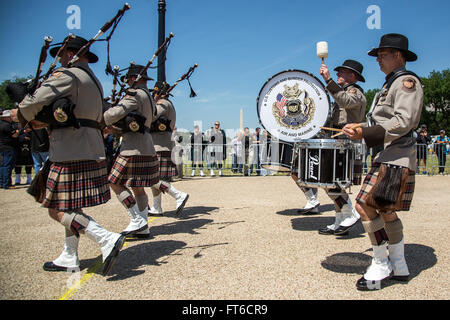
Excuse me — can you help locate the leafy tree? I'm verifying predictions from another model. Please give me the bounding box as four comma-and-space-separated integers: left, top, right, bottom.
364, 88, 381, 114
420, 69, 450, 134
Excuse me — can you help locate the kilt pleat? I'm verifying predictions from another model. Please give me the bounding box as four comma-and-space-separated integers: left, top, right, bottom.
157, 151, 177, 181
356, 162, 415, 211
43, 160, 111, 210
108, 154, 160, 187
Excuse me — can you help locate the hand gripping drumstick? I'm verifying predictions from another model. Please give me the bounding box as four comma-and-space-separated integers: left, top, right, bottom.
331, 124, 362, 138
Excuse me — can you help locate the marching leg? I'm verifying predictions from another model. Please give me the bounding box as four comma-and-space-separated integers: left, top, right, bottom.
149, 187, 163, 215
333, 191, 361, 235
59, 211, 125, 276
43, 228, 80, 272
297, 187, 320, 214
384, 217, 410, 281
116, 189, 149, 236
357, 215, 393, 290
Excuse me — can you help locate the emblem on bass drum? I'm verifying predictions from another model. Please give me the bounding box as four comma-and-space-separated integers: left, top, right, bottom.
257, 70, 330, 143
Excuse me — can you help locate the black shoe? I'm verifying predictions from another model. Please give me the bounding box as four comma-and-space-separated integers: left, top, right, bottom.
43, 261, 71, 272
391, 274, 409, 282
318, 227, 335, 235
334, 218, 360, 235
102, 234, 126, 276
356, 273, 392, 291
297, 204, 320, 215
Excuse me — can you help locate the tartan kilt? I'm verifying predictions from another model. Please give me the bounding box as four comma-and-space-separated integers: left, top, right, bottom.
108, 154, 160, 187
356, 163, 415, 211
352, 159, 363, 185
157, 151, 177, 181
43, 160, 111, 211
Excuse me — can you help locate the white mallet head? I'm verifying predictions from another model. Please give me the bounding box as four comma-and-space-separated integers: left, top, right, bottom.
317, 41, 328, 60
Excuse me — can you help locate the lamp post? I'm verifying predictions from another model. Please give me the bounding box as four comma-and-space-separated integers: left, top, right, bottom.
157, 0, 166, 82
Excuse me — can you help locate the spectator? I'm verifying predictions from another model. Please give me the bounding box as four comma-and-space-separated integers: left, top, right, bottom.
416, 124, 431, 174
13, 126, 33, 185
260, 129, 271, 176
30, 127, 50, 175
434, 129, 448, 174
172, 127, 184, 180
251, 127, 262, 175
205, 126, 213, 173
0, 110, 19, 189
231, 131, 243, 174
209, 121, 226, 176
190, 125, 206, 177
243, 127, 254, 176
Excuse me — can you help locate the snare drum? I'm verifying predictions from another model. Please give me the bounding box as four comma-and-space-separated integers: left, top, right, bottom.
261, 140, 294, 172
295, 139, 355, 189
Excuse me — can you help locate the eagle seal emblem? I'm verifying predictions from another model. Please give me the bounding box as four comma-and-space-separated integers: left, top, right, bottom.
272, 83, 316, 129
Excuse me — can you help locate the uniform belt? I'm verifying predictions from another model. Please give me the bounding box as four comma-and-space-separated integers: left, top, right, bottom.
76, 119, 101, 130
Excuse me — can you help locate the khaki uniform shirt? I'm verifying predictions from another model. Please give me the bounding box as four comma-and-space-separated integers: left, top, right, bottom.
19, 61, 105, 162
363, 70, 424, 170
104, 83, 156, 156
326, 80, 366, 128
151, 98, 176, 152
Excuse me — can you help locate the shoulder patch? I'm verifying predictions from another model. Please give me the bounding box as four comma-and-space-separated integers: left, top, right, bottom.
51, 71, 63, 78
348, 87, 358, 95
402, 77, 416, 92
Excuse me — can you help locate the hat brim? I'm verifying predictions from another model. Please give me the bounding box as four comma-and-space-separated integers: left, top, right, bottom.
49, 46, 99, 64
368, 47, 417, 62
334, 66, 365, 82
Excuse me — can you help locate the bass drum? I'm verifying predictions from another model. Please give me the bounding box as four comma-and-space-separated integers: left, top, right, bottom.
257, 69, 331, 143
261, 140, 294, 172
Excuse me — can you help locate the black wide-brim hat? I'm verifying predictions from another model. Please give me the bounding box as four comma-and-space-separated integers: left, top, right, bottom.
368, 33, 417, 62
334, 59, 365, 82
50, 35, 98, 63
120, 64, 153, 82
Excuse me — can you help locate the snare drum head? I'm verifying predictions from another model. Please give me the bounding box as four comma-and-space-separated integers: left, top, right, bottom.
257, 70, 330, 143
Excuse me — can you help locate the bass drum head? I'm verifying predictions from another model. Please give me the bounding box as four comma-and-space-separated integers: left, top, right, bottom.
257, 70, 330, 143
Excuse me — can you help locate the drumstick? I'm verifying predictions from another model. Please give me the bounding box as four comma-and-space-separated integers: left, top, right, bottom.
331, 124, 361, 138
320, 126, 342, 133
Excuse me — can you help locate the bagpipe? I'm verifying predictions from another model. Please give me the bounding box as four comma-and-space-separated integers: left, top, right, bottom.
105, 33, 175, 134
149, 63, 198, 133
6, 3, 131, 131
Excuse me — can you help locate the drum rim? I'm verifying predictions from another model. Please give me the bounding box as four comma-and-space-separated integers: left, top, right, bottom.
256, 69, 331, 143
295, 138, 355, 148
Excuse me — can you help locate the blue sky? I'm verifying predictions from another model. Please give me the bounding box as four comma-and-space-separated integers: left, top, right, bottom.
0, 0, 449, 135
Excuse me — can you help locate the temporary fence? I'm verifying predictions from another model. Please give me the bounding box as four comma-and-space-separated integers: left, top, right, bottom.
176, 142, 449, 177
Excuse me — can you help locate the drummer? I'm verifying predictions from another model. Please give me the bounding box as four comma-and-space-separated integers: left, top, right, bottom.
293, 59, 366, 236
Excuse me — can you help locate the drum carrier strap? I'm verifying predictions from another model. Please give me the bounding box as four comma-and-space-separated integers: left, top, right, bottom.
365, 68, 420, 156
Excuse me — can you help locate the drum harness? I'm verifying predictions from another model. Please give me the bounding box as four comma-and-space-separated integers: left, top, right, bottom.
365, 68, 421, 157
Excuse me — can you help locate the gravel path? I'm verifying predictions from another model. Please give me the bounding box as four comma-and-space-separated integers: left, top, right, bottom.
0, 175, 448, 300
